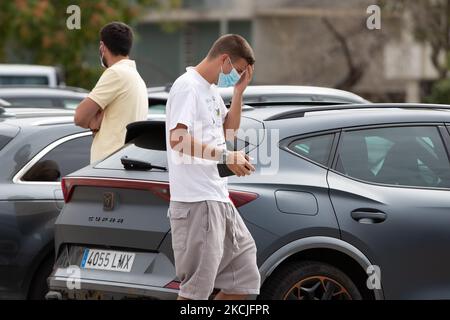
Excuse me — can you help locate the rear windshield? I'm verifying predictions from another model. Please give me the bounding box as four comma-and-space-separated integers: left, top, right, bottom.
95, 131, 168, 170
0, 124, 19, 151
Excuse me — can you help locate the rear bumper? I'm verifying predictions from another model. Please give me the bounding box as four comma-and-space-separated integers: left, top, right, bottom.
47, 245, 178, 300
47, 275, 178, 300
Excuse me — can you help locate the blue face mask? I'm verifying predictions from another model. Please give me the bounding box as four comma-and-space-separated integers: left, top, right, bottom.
217, 58, 241, 88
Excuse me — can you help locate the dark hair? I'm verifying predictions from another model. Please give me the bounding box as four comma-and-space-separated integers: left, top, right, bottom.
207, 34, 255, 65
100, 22, 133, 56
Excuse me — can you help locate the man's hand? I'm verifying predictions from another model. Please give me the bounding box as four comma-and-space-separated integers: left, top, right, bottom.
89, 110, 104, 131
74, 97, 102, 129
234, 64, 253, 96
225, 151, 255, 177
88, 110, 104, 137
223, 64, 254, 137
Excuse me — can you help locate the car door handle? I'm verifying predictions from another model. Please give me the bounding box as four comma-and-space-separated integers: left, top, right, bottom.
351, 209, 387, 224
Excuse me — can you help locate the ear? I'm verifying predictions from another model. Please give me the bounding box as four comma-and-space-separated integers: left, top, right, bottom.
219, 53, 229, 65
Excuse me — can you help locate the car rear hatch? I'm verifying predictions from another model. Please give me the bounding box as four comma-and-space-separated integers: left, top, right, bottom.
49, 119, 264, 298
55, 121, 170, 253
55, 117, 264, 252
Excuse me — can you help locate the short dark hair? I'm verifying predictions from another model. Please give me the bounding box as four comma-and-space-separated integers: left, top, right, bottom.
207, 34, 255, 65
100, 22, 133, 56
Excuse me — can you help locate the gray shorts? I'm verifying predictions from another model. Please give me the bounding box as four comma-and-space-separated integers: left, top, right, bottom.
168, 200, 261, 300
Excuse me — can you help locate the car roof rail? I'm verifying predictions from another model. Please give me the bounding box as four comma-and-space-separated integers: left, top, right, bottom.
264, 103, 450, 121
0, 84, 88, 92
243, 101, 350, 107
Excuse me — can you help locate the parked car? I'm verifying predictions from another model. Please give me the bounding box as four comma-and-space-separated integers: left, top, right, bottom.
148, 85, 370, 115
47, 103, 450, 300
0, 106, 190, 300
0, 86, 88, 109
0, 111, 91, 299
0, 84, 368, 300
0, 64, 64, 87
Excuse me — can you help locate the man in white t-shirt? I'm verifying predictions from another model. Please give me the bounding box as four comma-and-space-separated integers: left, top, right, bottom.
74, 22, 148, 163
166, 34, 260, 300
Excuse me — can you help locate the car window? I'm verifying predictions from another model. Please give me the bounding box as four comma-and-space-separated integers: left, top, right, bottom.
148, 98, 166, 114
22, 135, 92, 182
288, 134, 334, 166
335, 126, 450, 188
62, 98, 82, 110
7, 97, 55, 108
0, 75, 49, 85
95, 131, 168, 170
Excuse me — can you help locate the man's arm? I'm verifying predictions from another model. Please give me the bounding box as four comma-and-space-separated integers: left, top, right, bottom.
75, 68, 119, 130
74, 97, 103, 129
169, 124, 255, 177
223, 64, 253, 140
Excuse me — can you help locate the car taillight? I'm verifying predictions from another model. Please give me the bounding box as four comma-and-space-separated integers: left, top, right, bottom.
164, 280, 180, 290
61, 177, 73, 203
60, 177, 171, 203
61, 176, 257, 207
229, 190, 259, 208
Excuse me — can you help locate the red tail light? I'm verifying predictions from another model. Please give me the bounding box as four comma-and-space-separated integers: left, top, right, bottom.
61, 177, 258, 207
61, 177, 73, 203
61, 177, 170, 203
229, 190, 259, 208
164, 280, 180, 290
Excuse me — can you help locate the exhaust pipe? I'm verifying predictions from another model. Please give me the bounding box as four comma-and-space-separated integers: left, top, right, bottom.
45, 291, 63, 300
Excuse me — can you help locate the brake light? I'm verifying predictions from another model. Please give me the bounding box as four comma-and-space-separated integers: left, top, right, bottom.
164, 280, 180, 290
61, 177, 257, 207
229, 190, 259, 208
61, 177, 171, 203
61, 177, 73, 203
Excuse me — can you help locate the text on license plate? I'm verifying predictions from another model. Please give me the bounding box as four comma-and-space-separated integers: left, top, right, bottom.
81, 249, 135, 272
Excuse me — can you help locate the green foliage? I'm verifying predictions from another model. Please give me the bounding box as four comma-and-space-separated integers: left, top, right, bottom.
425, 78, 450, 104
0, 0, 180, 89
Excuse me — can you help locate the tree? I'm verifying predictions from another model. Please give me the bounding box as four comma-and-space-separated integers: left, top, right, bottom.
0, 0, 181, 89
322, 17, 365, 90
379, 0, 450, 103
380, 0, 450, 80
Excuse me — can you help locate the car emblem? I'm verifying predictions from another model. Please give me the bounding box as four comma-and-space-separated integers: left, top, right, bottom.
103, 192, 115, 211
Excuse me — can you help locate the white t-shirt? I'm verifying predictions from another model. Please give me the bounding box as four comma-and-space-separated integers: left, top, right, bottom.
166, 67, 230, 203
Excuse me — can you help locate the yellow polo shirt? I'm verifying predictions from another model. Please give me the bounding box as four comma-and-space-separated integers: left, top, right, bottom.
88, 59, 148, 163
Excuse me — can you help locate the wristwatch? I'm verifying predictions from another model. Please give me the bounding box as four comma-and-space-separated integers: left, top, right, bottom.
219, 148, 229, 164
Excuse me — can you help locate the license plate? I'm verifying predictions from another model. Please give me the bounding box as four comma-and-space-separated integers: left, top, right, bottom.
81, 248, 135, 272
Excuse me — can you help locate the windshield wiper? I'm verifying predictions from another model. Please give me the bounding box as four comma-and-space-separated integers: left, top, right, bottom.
121, 155, 167, 171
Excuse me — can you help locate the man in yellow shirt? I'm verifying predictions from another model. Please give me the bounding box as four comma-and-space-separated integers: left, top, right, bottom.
75, 22, 148, 163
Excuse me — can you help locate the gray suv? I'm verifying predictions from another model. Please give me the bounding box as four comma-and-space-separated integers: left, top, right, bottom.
48, 103, 450, 300
0, 110, 91, 299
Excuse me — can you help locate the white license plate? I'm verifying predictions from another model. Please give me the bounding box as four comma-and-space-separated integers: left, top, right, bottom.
81, 248, 135, 272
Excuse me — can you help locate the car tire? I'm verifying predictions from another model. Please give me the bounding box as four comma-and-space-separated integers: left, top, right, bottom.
259, 260, 362, 300
28, 255, 54, 300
